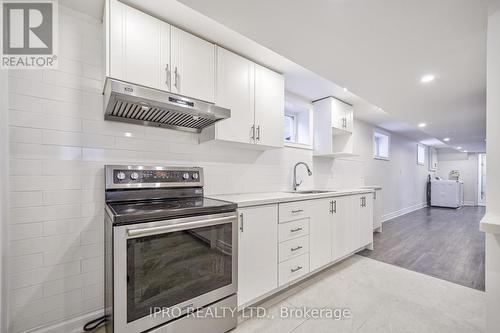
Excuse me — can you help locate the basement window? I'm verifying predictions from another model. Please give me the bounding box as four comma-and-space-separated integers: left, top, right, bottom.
373, 130, 390, 160
283, 93, 313, 148
417, 144, 426, 165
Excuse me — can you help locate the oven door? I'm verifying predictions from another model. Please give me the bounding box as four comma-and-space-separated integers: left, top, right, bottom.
113, 211, 238, 333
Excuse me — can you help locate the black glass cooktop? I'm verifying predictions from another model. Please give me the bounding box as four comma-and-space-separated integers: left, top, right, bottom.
107, 197, 237, 225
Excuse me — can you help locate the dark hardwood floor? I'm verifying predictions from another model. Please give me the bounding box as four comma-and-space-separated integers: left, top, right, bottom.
359, 206, 486, 291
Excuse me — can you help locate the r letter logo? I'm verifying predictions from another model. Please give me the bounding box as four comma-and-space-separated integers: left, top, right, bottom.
1, 0, 58, 68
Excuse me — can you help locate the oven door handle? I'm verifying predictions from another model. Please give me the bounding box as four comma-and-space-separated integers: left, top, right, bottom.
127, 216, 235, 237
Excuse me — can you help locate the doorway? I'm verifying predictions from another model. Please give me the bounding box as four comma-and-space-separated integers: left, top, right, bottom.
478, 154, 486, 206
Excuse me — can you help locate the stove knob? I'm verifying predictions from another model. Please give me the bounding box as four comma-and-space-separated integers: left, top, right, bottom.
182, 172, 190, 180
192, 173, 199, 180
116, 172, 126, 180
130, 172, 140, 180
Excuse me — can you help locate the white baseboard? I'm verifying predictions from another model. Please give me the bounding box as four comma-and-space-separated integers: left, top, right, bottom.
464, 201, 476, 206
381, 202, 428, 223
26, 309, 104, 333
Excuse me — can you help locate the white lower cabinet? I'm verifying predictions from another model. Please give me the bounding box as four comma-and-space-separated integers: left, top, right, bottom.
237, 205, 278, 307
373, 189, 383, 231
350, 194, 374, 250
331, 196, 353, 262
309, 198, 332, 271
237, 192, 374, 307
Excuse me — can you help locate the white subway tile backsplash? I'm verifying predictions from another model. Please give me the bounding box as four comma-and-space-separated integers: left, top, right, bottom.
81, 256, 104, 273
9, 253, 44, 274
10, 284, 44, 307
43, 270, 102, 297
10, 110, 82, 132
43, 243, 103, 267
9, 223, 43, 240
11, 143, 82, 161
9, 126, 42, 144
43, 216, 101, 236
10, 191, 43, 207
11, 176, 82, 191
9, 261, 81, 289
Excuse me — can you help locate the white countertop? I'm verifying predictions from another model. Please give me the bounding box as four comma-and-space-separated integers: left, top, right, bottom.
209, 188, 375, 207
360, 185, 383, 190
480, 212, 500, 234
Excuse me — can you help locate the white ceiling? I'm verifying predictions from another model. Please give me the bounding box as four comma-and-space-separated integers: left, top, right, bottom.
60, 0, 488, 152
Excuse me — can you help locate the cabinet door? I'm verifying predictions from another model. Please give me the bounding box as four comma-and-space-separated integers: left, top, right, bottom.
373, 190, 382, 230
309, 199, 332, 271
254, 64, 284, 148
330, 98, 353, 133
215, 47, 255, 144
331, 196, 352, 261
171, 27, 215, 102
359, 195, 374, 247
238, 205, 278, 306
108, 0, 170, 90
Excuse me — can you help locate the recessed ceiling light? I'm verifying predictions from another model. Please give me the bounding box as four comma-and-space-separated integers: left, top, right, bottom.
343, 87, 348, 92
443, 137, 450, 142
421, 74, 435, 83
457, 146, 462, 150
418, 123, 427, 128
464, 150, 468, 153
377, 107, 383, 111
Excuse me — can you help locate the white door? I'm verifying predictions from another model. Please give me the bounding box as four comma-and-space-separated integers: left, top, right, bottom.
171, 27, 215, 102
331, 196, 352, 261
309, 199, 332, 271
215, 47, 255, 144
238, 205, 278, 306
108, 0, 170, 90
254, 64, 284, 148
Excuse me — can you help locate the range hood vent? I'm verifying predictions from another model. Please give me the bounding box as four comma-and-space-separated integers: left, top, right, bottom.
103, 78, 230, 133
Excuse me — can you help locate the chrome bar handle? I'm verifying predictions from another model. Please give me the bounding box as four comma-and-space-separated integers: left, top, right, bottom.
127, 216, 235, 237
291, 245, 303, 252
256, 125, 261, 142
374, 191, 377, 200
239, 213, 244, 232
250, 125, 255, 141
174, 66, 178, 88
165, 64, 170, 87
291, 209, 304, 214
291, 266, 303, 273
290, 227, 303, 233
333, 200, 337, 213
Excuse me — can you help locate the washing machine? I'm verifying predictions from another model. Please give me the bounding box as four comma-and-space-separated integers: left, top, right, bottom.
430, 179, 464, 208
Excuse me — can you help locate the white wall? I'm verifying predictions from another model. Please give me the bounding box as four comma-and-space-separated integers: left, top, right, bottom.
437, 152, 479, 206
1, 68, 9, 333
5, 6, 438, 333
485, 5, 500, 333
315, 119, 433, 220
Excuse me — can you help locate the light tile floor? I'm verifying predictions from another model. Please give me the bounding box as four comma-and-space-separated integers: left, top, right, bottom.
94, 255, 485, 333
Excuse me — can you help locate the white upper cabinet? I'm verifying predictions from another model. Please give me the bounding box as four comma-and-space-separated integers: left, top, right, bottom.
313, 97, 356, 158
170, 27, 215, 102
212, 47, 255, 144
107, 0, 170, 90
201, 48, 284, 148
106, 0, 215, 102
254, 64, 285, 148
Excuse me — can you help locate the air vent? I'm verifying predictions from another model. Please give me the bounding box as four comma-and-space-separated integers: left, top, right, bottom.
103, 78, 230, 133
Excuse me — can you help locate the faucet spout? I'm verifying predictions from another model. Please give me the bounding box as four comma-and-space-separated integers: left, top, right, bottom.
293, 162, 313, 191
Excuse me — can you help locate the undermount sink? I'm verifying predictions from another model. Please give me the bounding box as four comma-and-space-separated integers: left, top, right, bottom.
287, 190, 338, 194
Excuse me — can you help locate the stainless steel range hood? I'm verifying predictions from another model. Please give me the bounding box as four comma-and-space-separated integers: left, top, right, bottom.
103, 78, 230, 133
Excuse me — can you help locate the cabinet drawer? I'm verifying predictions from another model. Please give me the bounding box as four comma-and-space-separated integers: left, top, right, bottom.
279, 235, 309, 262
278, 218, 309, 242
279, 253, 310, 286
279, 201, 311, 223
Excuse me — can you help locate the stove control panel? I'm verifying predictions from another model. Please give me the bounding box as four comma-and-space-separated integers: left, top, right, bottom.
106, 165, 203, 189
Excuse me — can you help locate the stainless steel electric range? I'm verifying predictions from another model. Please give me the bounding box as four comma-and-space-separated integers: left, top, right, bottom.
104, 165, 238, 333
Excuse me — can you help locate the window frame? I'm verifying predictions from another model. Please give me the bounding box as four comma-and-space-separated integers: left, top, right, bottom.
373, 129, 391, 161
284, 113, 298, 143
